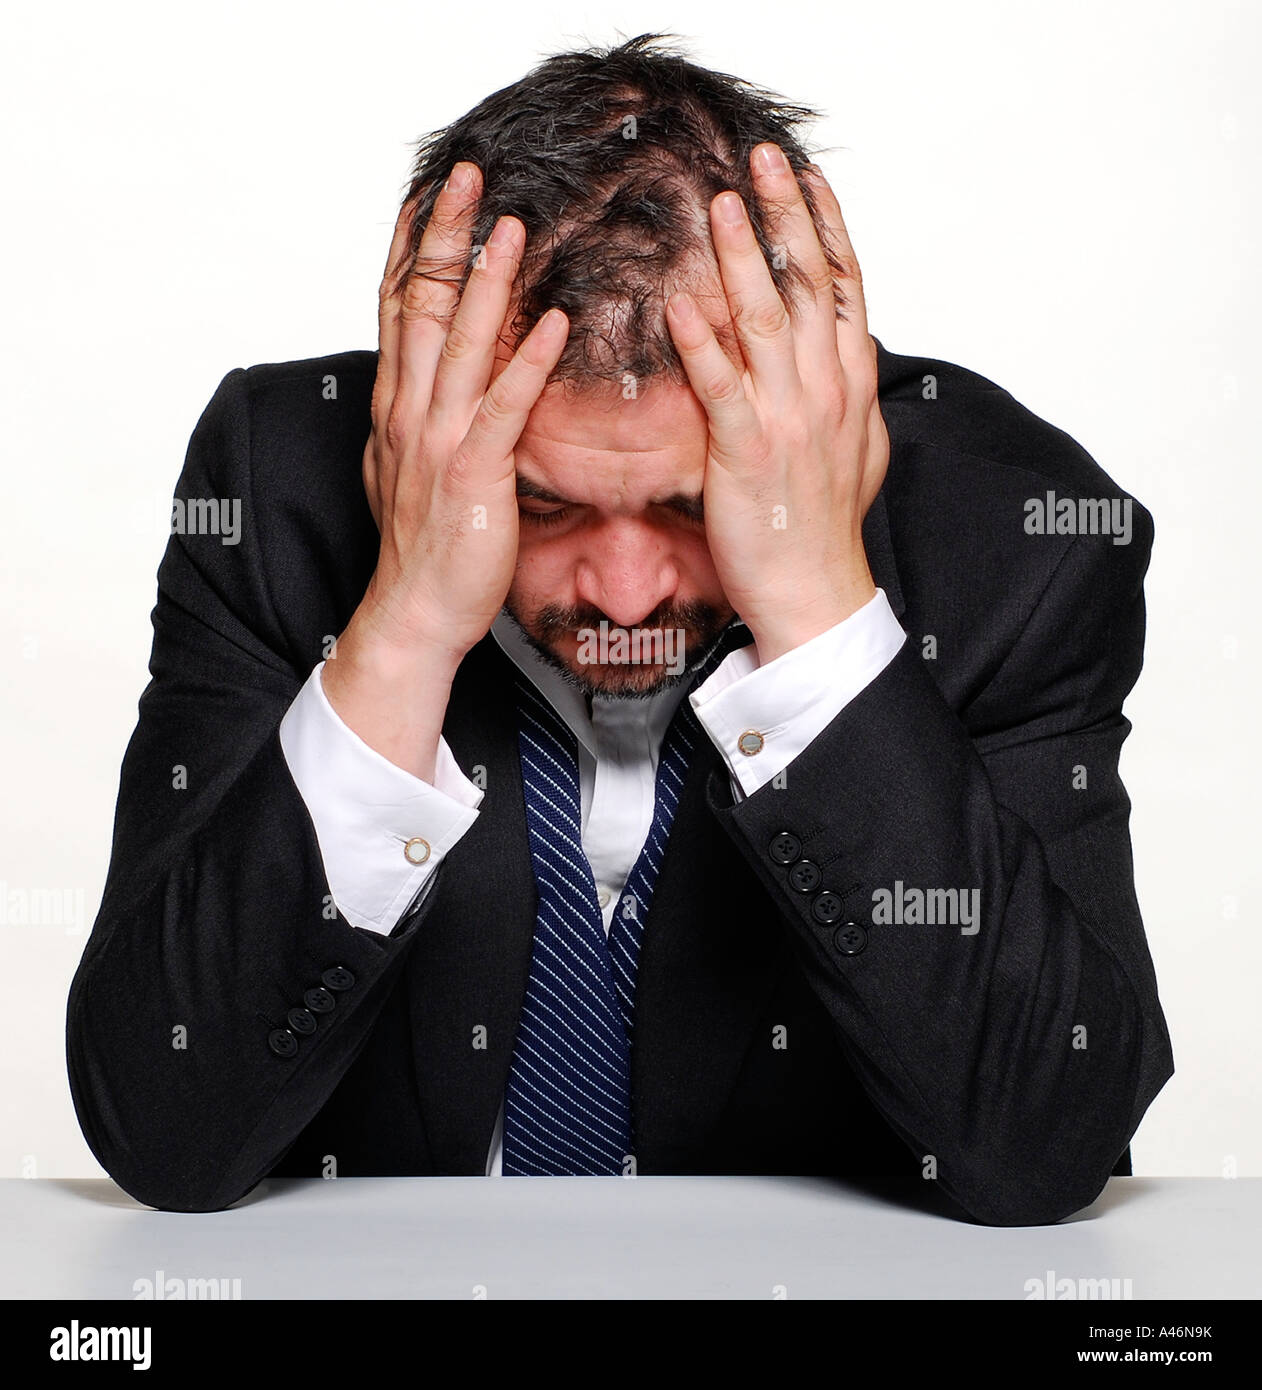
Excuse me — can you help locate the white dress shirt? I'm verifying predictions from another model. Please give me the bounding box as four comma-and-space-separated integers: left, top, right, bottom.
278, 589, 906, 1175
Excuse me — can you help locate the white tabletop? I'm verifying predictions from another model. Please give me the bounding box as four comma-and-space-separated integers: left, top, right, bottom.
3, 1176, 1255, 1300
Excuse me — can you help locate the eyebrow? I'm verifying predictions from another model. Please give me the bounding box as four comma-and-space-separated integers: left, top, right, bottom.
516, 474, 704, 521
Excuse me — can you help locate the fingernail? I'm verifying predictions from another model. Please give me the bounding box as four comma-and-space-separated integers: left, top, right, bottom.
755, 143, 788, 174
489, 216, 515, 248
449, 162, 474, 193
716, 192, 745, 225
668, 291, 697, 321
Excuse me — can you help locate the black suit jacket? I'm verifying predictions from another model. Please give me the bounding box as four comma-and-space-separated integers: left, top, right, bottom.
66, 339, 1173, 1224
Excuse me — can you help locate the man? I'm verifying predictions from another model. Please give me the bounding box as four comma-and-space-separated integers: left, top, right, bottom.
67, 34, 1173, 1224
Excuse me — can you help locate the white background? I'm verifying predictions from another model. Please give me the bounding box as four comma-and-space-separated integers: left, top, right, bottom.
1, 0, 1256, 1180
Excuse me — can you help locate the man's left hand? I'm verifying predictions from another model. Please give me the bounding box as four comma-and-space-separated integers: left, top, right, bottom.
664, 143, 889, 665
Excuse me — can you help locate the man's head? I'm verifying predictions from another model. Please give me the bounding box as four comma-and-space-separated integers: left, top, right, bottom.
394, 33, 844, 697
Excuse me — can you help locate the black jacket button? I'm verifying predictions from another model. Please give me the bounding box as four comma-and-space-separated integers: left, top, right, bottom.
303, 986, 336, 1014
321, 966, 355, 992
834, 921, 868, 955
787, 859, 822, 893
268, 1028, 298, 1058
286, 1006, 317, 1035
811, 890, 844, 924
769, 832, 802, 865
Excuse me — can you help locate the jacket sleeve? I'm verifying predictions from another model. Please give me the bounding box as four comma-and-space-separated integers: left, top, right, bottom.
66, 367, 444, 1213
705, 507, 1174, 1226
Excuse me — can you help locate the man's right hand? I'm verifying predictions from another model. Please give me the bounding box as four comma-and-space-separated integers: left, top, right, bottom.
321, 163, 569, 780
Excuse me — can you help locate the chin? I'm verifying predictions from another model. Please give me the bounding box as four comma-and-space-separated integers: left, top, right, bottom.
579, 663, 685, 699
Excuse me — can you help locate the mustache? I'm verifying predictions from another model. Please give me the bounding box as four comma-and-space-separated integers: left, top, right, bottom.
532, 599, 723, 642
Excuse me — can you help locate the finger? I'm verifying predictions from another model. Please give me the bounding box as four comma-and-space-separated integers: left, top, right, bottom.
396, 162, 483, 413
664, 290, 763, 469
426, 214, 525, 434
362, 436, 383, 531
453, 308, 570, 483
708, 190, 801, 405
748, 143, 843, 387
374, 190, 425, 418
862, 394, 890, 506
800, 165, 871, 372
365, 194, 417, 519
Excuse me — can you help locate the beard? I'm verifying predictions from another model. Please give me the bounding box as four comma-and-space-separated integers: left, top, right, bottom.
501, 594, 735, 700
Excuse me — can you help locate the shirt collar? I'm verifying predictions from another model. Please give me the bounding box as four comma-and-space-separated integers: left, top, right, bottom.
490, 609, 737, 758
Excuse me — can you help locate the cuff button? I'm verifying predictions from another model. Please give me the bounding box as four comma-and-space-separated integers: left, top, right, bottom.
833, 921, 868, 955
403, 836, 431, 865
788, 859, 822, 893
286, 1006, 317, 1035
303, 986, 336, 1014
810, 890, 844, 924
321, 966, 355, 991
268, 1028, 299, 1058
769, 832, 802, 865
737, 730, 765, 756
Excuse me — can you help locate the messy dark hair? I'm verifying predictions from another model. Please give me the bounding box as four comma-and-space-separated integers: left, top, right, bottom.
392, 32, 847, 385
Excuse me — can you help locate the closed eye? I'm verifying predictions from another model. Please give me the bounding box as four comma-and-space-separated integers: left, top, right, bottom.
517, 500, 703, 526
664, 497, 705, 524
518, 505, 570, 526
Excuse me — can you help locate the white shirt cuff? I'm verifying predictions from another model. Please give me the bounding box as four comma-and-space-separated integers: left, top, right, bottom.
689, 588, 906, 801
278, 661, 483, 934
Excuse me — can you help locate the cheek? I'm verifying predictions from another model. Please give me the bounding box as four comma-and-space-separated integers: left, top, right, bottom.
676, 530, 723, 592
512, 528, 572, 566
508, 533, 578, 605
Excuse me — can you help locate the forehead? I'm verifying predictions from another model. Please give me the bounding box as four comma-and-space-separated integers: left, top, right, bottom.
488, 278, 739, 494
510, 377, 710, 510
520, 374, 706, 459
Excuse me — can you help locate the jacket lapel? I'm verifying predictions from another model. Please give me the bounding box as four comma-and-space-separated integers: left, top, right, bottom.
630, 723, 789, 1170
403, 635, 537, 1175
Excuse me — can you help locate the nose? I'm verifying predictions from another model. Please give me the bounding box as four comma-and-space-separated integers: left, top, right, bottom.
574, 518, 680, 628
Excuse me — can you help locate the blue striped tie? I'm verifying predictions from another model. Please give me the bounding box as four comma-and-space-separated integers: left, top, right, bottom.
501, 625, 743, 1175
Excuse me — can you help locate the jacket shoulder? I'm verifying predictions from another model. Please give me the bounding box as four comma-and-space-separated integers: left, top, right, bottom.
232, 349, 378, 503
193, 349, 382, 666
875, 338, 1147, 516
241, 348, 378, 393
872, 341, 1154, 724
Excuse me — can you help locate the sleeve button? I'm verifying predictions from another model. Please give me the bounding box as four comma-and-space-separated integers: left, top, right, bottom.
833, 921, 868, 955
768, 832, 802, 865
286, 1007, 317, 1035
321, 966, 355, 991
268, 1028, 299, 1058
303, 986, 336, 1014
810, 890, 844, 925
787, 860, 822, 893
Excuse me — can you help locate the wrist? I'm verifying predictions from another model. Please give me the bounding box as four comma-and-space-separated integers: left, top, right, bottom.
748, 571, 877, 665
319, 606, 462, 783
341, 589, 468, 686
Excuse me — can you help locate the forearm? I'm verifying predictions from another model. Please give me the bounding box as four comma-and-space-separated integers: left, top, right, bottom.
67, 722, 438, 1213
708, 640, 1172, 1225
